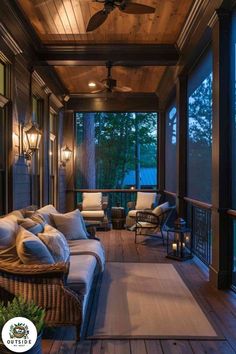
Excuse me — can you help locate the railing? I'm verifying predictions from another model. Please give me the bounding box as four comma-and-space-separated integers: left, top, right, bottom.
74, 189, 159, 214
184, 197, 212, 266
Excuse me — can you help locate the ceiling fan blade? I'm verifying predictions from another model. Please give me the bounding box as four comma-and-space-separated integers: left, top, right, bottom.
119, 2, 155, 14
113, 86, 133, 92
86, 10, 108, 32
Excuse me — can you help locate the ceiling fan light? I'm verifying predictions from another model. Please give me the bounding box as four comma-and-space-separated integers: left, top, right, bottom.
88, 81, 96, 88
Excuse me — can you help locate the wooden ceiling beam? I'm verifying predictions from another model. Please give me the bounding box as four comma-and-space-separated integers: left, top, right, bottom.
36, 44, 179, 66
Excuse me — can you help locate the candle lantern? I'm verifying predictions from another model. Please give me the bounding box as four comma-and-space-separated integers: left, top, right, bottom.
166, 218, 192, 261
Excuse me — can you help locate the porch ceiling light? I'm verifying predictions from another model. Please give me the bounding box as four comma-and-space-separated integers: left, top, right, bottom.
88, 81, 96, 88
25, 123, 42, 151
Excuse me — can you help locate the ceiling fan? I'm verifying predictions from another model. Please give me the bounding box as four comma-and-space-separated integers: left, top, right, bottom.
87, 0, 155, 32
89, 62, 132, 93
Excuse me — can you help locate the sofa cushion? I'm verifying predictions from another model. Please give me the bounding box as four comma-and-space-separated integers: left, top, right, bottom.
152, 202, 170, 217
135, 192, 156, 210
38, 225, 70, 263
67, 254, 97, 295
82, 192, 102, 211
51, 209, 87, 240
0, 215, 20, 264
81, 210, 104, 218
7, 210, 24, 219
16, 226, 54, 265
37, 204, 59, 226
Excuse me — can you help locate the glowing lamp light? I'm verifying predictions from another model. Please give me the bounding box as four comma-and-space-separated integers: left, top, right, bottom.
25, 124, 42, 151
63, 145, 72, 162
88, 81, 96, 88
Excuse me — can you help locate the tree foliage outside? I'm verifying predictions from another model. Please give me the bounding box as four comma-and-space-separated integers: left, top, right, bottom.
187, 73, 213, 203
76, 112, 157, 189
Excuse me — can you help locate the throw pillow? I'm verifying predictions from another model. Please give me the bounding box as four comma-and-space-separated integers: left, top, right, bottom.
135, 192, 156, 210
82, 192, 102, 211
16, 226, 54, 265
51, 209, 88, 240
38, 224, 70, 263
152, 202, 170, 217
36, 204, 59, 226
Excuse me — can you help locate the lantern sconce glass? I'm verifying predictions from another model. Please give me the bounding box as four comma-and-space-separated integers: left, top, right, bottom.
23, 123, 42, 160
25, 123, 42, 151
62, 145, 72, 165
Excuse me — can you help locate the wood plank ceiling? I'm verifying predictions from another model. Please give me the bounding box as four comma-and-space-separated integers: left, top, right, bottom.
17, 0, 195, 93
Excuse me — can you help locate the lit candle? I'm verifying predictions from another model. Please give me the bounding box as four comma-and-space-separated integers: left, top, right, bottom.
185, 236, 189, 242
172, 243, 177, 251
182, 242, 185, 249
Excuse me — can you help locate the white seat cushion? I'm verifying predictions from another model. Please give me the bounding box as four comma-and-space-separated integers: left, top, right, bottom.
67, 254, 97, 295
136, 222, 159, 228
81, 210, 104, 218
82, 192, 102, 211
135, 192, 156, 210
152, 202, 170, 216
128, 209, 145, 218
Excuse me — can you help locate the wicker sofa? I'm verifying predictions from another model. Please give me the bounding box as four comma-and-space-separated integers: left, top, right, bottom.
0, 207, 105, 340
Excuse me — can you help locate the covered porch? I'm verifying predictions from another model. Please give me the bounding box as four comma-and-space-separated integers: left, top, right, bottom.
0, 0, 236, 353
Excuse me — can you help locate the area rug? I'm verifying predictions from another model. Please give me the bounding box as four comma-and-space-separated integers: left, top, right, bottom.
87, 262, 222, 339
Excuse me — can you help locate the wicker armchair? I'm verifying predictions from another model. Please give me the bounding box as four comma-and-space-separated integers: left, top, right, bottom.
135, 206, 176, 244
0, 261, 83, 340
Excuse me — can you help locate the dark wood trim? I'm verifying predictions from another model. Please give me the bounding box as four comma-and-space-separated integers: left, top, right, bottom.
71, 189, 159, 193
158, 111, 165, 192
164, 190, 177, 197
184, 197, 212, 210
37, 44, 179, 66
210, 9, 231, 289
67, 93, 158, 112
176, 75, 188, 218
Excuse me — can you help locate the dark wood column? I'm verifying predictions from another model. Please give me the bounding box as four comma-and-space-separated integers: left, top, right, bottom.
176, 75, 188, 217
41, 92, 51, 205
158, 110, 165, 193
210, 9, 231, 289
64, 110, 75, 212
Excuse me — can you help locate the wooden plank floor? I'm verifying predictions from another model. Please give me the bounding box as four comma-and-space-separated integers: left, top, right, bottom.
42, 230, 236, 354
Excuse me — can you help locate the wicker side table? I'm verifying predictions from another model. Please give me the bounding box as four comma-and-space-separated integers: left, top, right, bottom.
111, 207, 125, 229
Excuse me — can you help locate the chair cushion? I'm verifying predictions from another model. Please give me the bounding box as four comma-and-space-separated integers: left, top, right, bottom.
0, 215, 20, 264
152, 202, 170, 217
82, 192, 102, 211
38, 224, 70, 263
137, 222, 159, 228
81, 210, 105, 218
135, 192, 156, 210
16, 226, 54, 265
37, 204, 59, 226
128, 209, 144, 218
67, 254, 97, 295
51, 209, 88, 240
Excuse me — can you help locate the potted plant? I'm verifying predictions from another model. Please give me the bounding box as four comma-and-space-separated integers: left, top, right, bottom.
0, 297, 45, 354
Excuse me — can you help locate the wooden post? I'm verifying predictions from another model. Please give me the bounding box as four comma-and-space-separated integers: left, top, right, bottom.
158, 110, 165, 193
176, 75, 188, 217
82, 112, 96, 189
210, 9, 231, 289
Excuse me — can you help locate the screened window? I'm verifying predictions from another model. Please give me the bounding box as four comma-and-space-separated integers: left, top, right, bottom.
187, 48, 213, 203
75, 112, 158, 190
165, 102, 177, 193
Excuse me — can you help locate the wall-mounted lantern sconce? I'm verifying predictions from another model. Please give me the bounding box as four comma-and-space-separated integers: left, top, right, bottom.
25, 123, 42, 151
23, 123, 42, 160
61, 145, 72, 166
